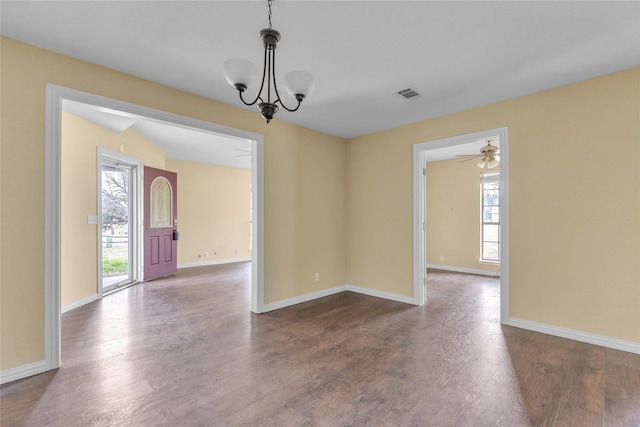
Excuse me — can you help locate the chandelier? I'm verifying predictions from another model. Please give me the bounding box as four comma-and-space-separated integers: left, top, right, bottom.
223, 0, 315, 123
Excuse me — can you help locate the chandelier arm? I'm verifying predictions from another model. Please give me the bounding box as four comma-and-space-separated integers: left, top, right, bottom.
238, 90, 263, 107
271, 49, 303, 112
266, 49, 273, 104
238, 45, 270, 106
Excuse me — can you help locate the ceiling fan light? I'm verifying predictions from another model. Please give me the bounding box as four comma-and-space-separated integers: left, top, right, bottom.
284, 70, 315, 100
488, 158, 499, 168
223, 58, 259, 90
477, 158, 487, 168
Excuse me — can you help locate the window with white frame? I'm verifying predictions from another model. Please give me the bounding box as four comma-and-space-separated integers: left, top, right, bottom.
481, 172, 501, 262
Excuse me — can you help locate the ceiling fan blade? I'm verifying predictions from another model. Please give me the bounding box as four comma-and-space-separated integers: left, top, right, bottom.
233, 154, 251, 157
459, 156, 482, 163
455, 154, 480, 157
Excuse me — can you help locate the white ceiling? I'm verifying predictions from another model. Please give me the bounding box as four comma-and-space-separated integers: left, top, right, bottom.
2, 1, 639, 145
62, 99, 253, 169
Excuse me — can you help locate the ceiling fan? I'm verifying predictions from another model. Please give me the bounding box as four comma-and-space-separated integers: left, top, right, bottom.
233, 148, 252, 158
456, 140, 500, 169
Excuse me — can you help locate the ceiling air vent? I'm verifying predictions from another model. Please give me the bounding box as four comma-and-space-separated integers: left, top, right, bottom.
397, 88, 421, 100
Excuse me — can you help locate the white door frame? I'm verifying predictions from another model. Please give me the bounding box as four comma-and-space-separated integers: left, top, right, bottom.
97, 148, 143, 297
412, 127, 510, 322
45, 84, 265, 371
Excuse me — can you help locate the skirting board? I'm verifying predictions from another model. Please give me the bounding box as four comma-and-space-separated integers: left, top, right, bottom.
344, 284, 418, 305
178, 257, 251, 269
0, 359, 47, 385
262, 284, 417, 312
426, 263, 500, 277
505, 317, 640, 355
61, 294, 99, 314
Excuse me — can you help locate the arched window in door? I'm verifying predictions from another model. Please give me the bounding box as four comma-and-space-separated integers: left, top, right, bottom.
150, 176, 173, 228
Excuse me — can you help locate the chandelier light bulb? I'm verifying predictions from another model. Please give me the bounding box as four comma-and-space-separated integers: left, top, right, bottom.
223, 58, 259, 91
284, 71, 316, 100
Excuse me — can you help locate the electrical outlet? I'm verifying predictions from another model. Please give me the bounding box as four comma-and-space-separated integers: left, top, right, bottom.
439, 255, 444, 261
315, 272, 320, 281
205, 251, 209, 257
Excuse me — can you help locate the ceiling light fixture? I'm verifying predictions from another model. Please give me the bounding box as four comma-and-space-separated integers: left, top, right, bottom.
223, 0, 315, 124
456, 140, 500, 168
477, 141, 500, 169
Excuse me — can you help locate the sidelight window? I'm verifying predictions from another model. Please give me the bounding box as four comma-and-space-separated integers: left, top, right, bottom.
481, 172, 501, 262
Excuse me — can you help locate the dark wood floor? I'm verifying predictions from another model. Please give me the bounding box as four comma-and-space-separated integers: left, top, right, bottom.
2, 263, 639, 426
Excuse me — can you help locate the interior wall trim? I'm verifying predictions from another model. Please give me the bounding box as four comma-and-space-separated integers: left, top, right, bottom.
426, 264, 500, 277
414, 126, 510, 321
61, 294, 99, 314
505, 317, 640, 355
262, 284, 417, 313
177, 258, 251, 270
0, 360, 46, 385
344, 284, 417, 305
262, 286, 348, 312
43, 83, 266, 385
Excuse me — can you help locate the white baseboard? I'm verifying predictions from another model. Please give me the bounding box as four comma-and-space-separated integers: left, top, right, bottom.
345, 284, 418, 305
0, 359, 47, 385
426, 263, 500, 277
504, 317, 640, 355
262, 284, 417, 312
262, 285, 347, 312
178, 257, 251, 269
61, 293, 99, 314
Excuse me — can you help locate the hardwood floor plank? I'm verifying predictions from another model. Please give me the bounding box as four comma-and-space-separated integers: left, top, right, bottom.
604, 348, 640, 426
2, 264, 639, 426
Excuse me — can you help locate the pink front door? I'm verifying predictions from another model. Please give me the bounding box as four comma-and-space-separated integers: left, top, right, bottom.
144, 166, 178, 281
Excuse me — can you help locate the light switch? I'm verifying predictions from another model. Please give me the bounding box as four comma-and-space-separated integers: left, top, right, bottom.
87, 215, 98, 225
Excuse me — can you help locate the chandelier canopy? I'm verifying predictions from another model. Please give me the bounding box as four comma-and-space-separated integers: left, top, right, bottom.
223, 0, 315, 123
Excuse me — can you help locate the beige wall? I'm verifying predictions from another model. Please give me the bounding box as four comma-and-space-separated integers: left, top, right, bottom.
426, 158, 501, 273
165, 158, 251, 266
347, 67, 640, 343
1, 37, 347, 370
1, 35, 638, 372
61, 112, 166, 306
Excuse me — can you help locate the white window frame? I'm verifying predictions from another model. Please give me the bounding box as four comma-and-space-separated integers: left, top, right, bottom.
480, 172, 501, 263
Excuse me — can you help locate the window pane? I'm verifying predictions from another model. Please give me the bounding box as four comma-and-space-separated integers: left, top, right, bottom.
483, 242, 500, 261
483, 207, 500, 223
151, 177, 172, 227
483, 224, 499, 242
484, 182, 500, 190
483, 189, 500, 206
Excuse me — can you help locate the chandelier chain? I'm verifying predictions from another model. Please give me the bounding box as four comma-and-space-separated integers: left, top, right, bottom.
267, 0, 273, 29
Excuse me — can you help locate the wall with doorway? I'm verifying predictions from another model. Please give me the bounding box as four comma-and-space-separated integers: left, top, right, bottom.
1, 37, 346, 371
346, 67, 639, 344
165, 158, 251, 267
61, 112, 166, 307
426, 158, 501, 275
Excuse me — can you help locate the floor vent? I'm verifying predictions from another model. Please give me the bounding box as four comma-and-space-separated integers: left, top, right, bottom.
397, 88, 421, 100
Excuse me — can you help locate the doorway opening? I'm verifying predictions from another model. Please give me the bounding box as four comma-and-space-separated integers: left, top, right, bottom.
412, 127, 509, 323
98, 149, 143, 296
46, 84, 265, 372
